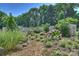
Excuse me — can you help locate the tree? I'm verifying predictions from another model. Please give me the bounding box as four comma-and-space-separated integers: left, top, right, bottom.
46, 5, 56, 25
55, 3, 77, 20
15, 4, 79, 27
39, 5, 48, 24
3, 13, 17, 31
0, 11, 7, 29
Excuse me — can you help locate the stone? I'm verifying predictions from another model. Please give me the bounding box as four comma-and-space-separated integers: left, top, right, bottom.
16, 44, 23, 50
22, 43, 28, 47
2, 27, 7, 31
68, 24, 77, 39
0, 47, 5, 56
69, 24, 77, 39
69, 24, 77, 36
49, 26, 55, 31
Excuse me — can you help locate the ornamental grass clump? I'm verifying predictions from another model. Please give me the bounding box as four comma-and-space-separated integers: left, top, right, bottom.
0, 30, 25, 50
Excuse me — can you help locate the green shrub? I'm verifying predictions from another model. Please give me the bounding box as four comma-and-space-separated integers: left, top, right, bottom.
52, 30, 61, 40
3, 13, 17, 31
44, 41, 53, 48
0, 30, 25, 50
33, 27, 42, 33
59, 39, 79, 49
51, 49, 68, 56
51, 49, 62, 56
56, 17, 78, 37
56, 23, 70, 37
43, 23, 49, 32
61, 23, 70, 37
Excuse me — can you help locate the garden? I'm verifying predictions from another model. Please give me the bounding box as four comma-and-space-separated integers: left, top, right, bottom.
0, 3, 79, 56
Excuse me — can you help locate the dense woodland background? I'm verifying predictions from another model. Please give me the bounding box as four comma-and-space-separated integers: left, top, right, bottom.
0, 3, 79, 29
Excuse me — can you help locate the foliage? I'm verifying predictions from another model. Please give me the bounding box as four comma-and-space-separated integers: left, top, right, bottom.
77, 31, 79, 39
56, 17, 78, 37
33, 27, 43, 33
44, 41, 53, 48
59, 39, 79, 49
0, 4, 78, 28
3, 13, 17, 31
51, 30, 61, 40
15, 4, 78, 27
0, 30, 25, 50
43, 23, 49, 32
51, 49, 69, 56
51, 49, 62, 56
0, 11, 7, 29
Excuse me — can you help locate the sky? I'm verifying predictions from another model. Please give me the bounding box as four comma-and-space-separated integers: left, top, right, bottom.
0, 3, 49, 16
0, 3, 79, 16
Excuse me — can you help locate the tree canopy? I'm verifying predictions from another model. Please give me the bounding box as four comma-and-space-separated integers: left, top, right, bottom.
0, 3, 79, 28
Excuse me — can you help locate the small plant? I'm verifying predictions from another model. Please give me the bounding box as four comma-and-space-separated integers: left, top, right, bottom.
59, 39, 68, 48
52, 30, 61, 40
44, 41, 53, 48
51, 49, 62, 56
59, 39, 79, 49
36, 38, 40, 41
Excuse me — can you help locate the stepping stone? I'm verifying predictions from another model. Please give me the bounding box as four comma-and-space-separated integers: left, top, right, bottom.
22, 43, 28, 47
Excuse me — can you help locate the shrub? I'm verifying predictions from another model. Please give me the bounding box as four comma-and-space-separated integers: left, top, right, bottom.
56, 17, 78, 37
51, 49, 62, 56
51, 49, 68, 56
51, 30, 61, 40
44, 41, 53, 48
33, 27, 42, 33
3, 13, 17, 31
61, 23, 70, 37
59, 39, 79, 49
0, 30, 25, 50
43, 23, 49, 32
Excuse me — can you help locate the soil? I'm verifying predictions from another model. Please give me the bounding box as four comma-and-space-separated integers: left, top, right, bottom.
8, 40, 47, 56
7, 39, 79, 56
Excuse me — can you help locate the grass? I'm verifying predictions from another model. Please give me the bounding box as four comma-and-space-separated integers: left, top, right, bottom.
44, 41, 53, 48
0, 30, 26, 50
59, 38, 79, 49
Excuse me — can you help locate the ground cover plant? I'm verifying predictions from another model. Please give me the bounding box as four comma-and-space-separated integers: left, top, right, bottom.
0, 30, 26, 50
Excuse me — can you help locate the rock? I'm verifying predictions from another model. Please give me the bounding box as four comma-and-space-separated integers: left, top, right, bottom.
69, 24, 77, 39
16, 44, 23, 50
69, 24, 77, 36
0, 47, 5, 56
27, 40, 31, 44
2, 27, 7, 31
22, 43, 28, 47
49, 26, 55, 31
